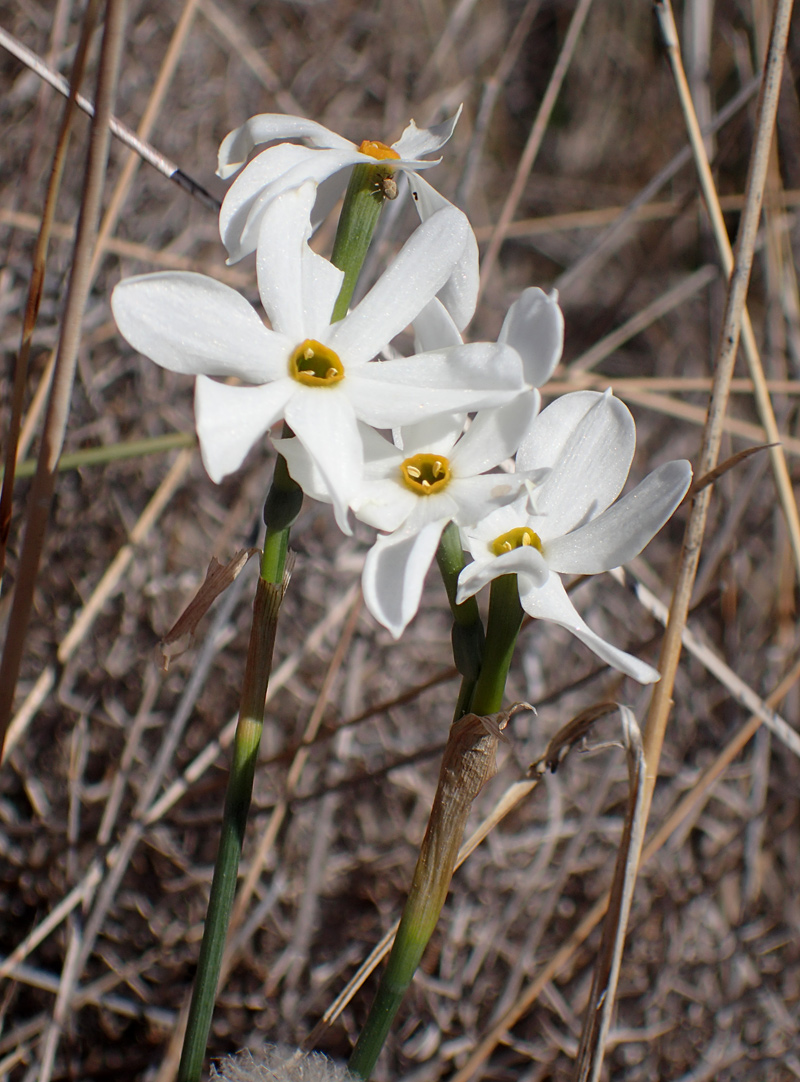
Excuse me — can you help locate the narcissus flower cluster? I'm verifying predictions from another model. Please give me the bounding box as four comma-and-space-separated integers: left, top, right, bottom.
112, 110, 691, 683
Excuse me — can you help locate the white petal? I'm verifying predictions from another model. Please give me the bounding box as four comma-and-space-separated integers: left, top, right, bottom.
255, 182, 344, 339
194, 376, 294, 482
346, 342, 525, 427
112, 272, 288, 382
498, 287, 564, 387
400, 412, 464, 456
413, 298, 464, 353
224, 147, 363, 262
392, 107, 462, 158
518, 573, 660, 683
353, 479, 416, 533
462, 495, 530, 550
521, 390, 635, 537
362, 518, 449, 638
450, 391, 539, 477
456, 545, 549, 603
329, 206, 470, 364
284, 387, 361, 534
449, 474, 523, 527
274, 434, 331, 504
545, 460, 692, 573
410, 174, 478, 331
217, 114, 355, 178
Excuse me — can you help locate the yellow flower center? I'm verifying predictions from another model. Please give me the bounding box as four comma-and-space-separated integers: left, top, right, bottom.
289, 339, 345, 387
358, 139, 401, 161
491, 526, 542, 556
400, 453, 451, 495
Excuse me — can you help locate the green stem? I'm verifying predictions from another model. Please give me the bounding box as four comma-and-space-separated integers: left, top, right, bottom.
470, 574, 524, 716
330, 162, 389, 321
435, 522, 485, 719
178, 574, 284, 1082
178, 155, 390, 1082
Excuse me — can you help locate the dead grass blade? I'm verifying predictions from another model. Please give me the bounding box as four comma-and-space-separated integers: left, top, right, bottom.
0, 0, 129, 752
642, 0, 795, 810
0, 25, 219, 212
655, 0, 800, 586
478, 0, 596, 295
688, 443, 777, 498
0, 0, 101, 579
566, 265, 717, 374
2, 449, 192, 760
573, 707, 646, 1082
449, 655, 800, 1082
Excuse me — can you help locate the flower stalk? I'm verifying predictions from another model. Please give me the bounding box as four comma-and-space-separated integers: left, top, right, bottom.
349, 709, 511, 1080
435, 521, 485, 719
178, 163, 392, 1082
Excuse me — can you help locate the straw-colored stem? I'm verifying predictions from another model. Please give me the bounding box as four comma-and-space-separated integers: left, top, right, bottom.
0, 0, 102, 580
642, 0, 795, 812
0, 0, 128, 752
655, 0, 800, 587
349, 711, 505, 1079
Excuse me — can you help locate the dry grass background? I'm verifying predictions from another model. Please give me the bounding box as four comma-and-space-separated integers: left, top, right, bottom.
1, 0, 800, 1079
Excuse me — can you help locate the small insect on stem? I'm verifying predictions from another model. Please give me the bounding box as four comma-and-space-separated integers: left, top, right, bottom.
378, 172, 398, 199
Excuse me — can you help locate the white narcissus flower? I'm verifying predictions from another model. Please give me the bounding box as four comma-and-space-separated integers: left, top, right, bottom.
112, 182, 526, 534
456, 390, 693, 684
216, 109, 478, 330
279, 393, 541, 638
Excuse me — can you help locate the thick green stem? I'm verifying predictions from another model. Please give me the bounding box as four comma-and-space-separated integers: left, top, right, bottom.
470, 574, 524, 716
330, 162, 390, 321
435, 522, 485, 719
178, 575, 284, 1082
349, 713, 500, 1079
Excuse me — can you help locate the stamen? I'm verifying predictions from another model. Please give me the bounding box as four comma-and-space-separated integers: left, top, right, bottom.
491, 526, 543, 557
400, 452, 452, 496
289, 339, 345, 387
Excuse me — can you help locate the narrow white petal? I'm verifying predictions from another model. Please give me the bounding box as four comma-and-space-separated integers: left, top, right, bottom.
498, 287, 564, 387
518, 573, 660, 683
255, 182, 344, 339
392, 107, 461, 158
456, 546, 549, 603
274, 434, 331, 504
284, 388, 361, 535
222, 149, 362, 264
450, 391, 539, 476
400, 413, 464, 456
346, 342, 525, 427
362, 519, 449, 638
449, 474, 523, 527
220, 144, 320, 258
462, 495, 530, 551
410, 174, 478, 330
194, 376, 294, 482
329, 206, 470, 364
112, 272, 287, 382
353, 479, 416, 533
413, 298, 464, 353
521, 390, 636, 537
545, 460, 692, 573
217, 114, 355, 178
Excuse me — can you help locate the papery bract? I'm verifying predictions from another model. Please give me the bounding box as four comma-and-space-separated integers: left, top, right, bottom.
112, 182, 526, 534
456, 390, 692, 683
